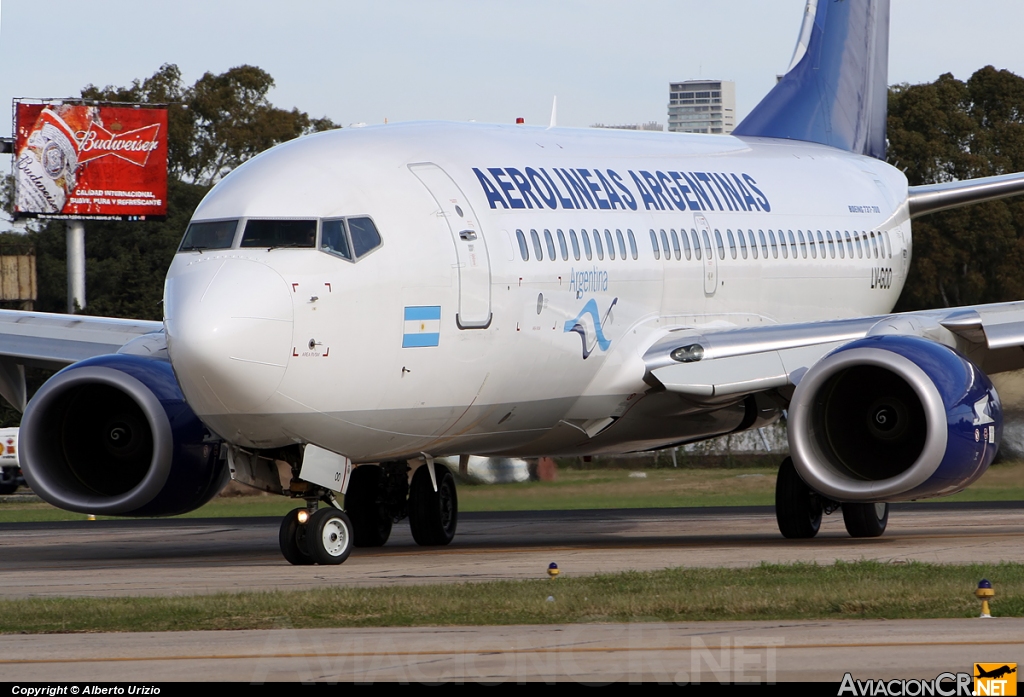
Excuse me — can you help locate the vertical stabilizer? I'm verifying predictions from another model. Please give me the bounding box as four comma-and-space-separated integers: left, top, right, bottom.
733, 0, 890, 160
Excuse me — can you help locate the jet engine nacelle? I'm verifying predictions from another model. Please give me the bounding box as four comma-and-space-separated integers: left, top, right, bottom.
21, 354, 228, 516
788, 335, 1000, 502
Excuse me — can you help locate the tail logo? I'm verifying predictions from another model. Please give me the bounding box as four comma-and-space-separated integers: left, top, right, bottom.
564, 297, 617, 359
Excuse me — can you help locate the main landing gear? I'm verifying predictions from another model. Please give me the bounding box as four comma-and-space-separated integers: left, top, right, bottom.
278, 459, 458, 565
774, 457, 889, 539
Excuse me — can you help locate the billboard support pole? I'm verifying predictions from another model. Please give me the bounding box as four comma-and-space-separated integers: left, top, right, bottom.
66, 222, 85, 314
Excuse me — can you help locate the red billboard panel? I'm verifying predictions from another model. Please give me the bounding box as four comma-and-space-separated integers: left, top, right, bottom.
14, 102, 168, 220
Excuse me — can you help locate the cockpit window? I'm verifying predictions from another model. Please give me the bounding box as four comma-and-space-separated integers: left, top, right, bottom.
241, 219, 317, 249
319, 216, 382, 261
179, 219, 238, 251
320, 219, 352, 260
348, 217, 382, 258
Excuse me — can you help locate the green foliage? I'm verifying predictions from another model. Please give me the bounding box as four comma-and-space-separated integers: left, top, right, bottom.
83, 63, 339, 186
1, 561, 1021, 633
889, 66, 1024, 310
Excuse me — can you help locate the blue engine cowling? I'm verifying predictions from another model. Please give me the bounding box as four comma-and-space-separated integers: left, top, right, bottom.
20, 354, 228, 516
788, 335, 1000, 502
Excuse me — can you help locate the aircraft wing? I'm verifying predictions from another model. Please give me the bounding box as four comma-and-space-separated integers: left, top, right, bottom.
644, 302, 1024, 399
0, 310, 163, 411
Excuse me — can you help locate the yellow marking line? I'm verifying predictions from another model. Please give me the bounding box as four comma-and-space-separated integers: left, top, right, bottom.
2, 640, 1023, 665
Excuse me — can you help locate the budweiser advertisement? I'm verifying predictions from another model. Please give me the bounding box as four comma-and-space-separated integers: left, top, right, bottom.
13, 101, 167, 220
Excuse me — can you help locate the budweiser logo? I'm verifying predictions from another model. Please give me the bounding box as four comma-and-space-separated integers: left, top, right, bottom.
78, 122, 162, 167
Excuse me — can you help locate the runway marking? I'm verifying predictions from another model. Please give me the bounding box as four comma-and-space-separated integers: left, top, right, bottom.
3, 640, 1023, 665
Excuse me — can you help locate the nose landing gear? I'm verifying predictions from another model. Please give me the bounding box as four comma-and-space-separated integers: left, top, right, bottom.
278, 494, 354, 566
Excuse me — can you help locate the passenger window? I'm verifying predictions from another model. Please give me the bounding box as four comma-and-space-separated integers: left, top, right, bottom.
530, 229, 543, 260
582, 228, 593, 260
882, 230, 892, 258
815, 231, 825, 259
241, 219, 317, 249
348, 217, 382, 258
809, 231, 818, 259
627, 230, 638, 260
321, 219, 352, 260
855, 232, 863, 258
593, 230, 604, 260
727, 230, 737, 259
681, 229, 692, 260
179, 219, 238, 251
714, 230, 725, 260
748, 230, 758, 259
827, 231, 836, 259
670, 230, 681, 260
777, 230, 788, 259
616, 230, 626, 260
570, 229, 581, 260
835, 231, 845, 259
691, 230, 702, 260
557, 229, 569, 261
544, 229, 556, 261
870, 231, 879, 258
516, 229, 529, 261
660, 230, 670, 260
604, 230, 616, 260
758, 230, 768, 259
738, 229, 748, 259
787, 230, 797, 258
798, 230, 807, 259
650, 229, 661, 260
701, 230, 713, 260
768, 230, 778, 259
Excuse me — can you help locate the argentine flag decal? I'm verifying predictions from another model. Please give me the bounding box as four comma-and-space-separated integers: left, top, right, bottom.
403, 306, 441, 347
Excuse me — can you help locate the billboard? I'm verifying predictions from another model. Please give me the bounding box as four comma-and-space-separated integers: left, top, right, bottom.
13, 101, 168, 220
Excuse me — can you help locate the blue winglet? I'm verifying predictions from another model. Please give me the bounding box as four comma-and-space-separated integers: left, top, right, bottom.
733, 0, 890, 161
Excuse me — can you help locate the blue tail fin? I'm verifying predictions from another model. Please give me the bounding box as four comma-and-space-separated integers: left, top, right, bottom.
733, 0, 890, 160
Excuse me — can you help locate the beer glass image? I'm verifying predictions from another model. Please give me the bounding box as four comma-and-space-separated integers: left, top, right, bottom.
15, 105, 100, 215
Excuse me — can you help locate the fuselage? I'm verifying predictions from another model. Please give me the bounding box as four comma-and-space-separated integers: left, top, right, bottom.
163, 121, 910, 461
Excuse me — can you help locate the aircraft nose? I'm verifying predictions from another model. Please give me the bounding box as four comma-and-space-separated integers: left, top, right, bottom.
165, 257, 293, 414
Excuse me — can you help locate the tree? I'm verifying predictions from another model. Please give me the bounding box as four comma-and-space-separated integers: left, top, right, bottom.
83, 63, 339, 185
889, 67, 1024, 311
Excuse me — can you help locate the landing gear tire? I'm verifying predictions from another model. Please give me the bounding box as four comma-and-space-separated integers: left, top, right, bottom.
307, 508, 354, 565
842, 502, 889, 538
775, 456, 822, 539
279, 508, 314, 565
409, 463, 457, 546
346, 465, 393, 547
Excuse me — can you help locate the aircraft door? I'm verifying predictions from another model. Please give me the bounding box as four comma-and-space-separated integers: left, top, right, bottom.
695, 214, 717, 296
410, 163, 492, 328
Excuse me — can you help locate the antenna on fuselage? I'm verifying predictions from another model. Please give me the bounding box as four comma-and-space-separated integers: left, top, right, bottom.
548, 96, 557, 129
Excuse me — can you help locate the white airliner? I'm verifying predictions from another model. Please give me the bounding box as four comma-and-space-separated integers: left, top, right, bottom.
8, 0, 1024, 564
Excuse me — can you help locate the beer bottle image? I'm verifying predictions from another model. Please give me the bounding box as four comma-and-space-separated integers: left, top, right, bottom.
15, 105, 100, 215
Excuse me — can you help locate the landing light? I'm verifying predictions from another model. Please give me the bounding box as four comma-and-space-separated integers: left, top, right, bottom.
670, 344, 705, 363
297, 509, 310, 524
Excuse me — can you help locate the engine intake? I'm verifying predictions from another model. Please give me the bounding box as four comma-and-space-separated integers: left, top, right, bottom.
789, 336, 999, 502
21, 354, 227, 516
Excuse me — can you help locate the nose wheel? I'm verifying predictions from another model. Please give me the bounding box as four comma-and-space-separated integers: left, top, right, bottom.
279, 505, 354, 565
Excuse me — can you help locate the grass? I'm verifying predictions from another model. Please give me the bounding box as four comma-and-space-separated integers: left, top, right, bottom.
0, 561, 1020, 634
2, 460, 1023, 524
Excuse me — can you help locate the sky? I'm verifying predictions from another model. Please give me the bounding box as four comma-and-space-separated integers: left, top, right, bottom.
4, 0, 1024, 135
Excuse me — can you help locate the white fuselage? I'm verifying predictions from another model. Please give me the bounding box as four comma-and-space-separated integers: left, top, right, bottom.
163, 122, 909, 461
